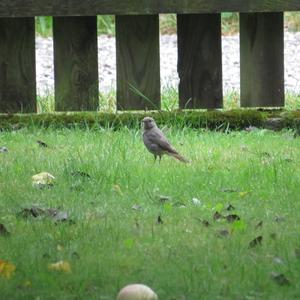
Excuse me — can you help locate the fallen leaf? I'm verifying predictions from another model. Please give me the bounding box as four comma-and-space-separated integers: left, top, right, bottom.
216, 229, 229, 238
273, 256, 284, 265
48, 261, 71, 273
52, 211, 69, 223
71, 252, 80, 260
261, 151, 271, 157
271, 272, 290, 286
70, 171, 91, 179
132, 204, 143, 211
226, 204, 235, 211
226, 214, 240, 223
0, 260, 16, 279
0, 224, 10, 236
213, 211, 223, 221
0, 147, 8, 153
18, 206, 72, 223
159, 195, 170, 203
220, 188, 238, 193
113, 184, 123, 196
249, 236, 263, 248
202, 220, 210, 227
255, 221, 263, 229
57, 245, 64, 251
37, 140, 48, 147
173, 202, 186, 208
275, 216, 285, 223
157, 215, 163, 224
239, 191, 250, 198
191, 198, 201, 206
18, 207, 45, 218
32, 172, 55, 189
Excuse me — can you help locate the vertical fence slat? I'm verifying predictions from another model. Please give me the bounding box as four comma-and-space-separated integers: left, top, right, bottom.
240, 13, 284, 107
116, 15, 160, 110
0, 17, 36, 113
177, 14, 223, 109
53, 16, 98, 111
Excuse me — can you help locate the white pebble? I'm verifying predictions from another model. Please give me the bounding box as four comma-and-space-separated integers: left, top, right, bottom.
117, 284, 158, 300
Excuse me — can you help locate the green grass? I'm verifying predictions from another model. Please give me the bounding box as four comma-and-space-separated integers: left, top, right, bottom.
1, 126, 300, 299
36, 90, 300, 113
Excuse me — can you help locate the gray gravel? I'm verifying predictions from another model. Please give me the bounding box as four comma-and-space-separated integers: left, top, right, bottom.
36, 32, 300, 95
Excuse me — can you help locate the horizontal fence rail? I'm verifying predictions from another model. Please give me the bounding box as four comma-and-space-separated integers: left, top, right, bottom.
0, 1, 300, 16
0, 5, 298, 112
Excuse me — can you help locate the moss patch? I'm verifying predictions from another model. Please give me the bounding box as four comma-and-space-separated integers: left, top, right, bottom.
0, 110, 299, 131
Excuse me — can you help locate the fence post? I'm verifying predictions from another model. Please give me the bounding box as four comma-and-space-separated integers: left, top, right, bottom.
116, 15, 160, 110
240, 13, 284, 107
0, 17, 36, 113
177, 14, 223, 109
53, 16, 99, 111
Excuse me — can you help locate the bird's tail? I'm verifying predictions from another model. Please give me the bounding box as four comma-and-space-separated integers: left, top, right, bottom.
169, 152, 190, 163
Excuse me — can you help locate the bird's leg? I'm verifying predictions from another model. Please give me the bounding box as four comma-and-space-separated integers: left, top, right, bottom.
154, 154, 157, 162
159, 155, 162, 163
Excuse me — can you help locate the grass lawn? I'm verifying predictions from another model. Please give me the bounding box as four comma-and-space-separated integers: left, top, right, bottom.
1, 126, 300, 299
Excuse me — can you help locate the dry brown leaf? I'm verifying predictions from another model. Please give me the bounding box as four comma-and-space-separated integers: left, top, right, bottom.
249, 236, 263, 248
0, 260, 16, 279
0, 224, 10, 236
48, 260, 71, 273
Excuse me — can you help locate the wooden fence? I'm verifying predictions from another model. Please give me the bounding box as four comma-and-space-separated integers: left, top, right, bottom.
0, 1, 300, 113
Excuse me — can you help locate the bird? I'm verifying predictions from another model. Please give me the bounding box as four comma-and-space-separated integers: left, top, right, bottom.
142, 116, 189, 163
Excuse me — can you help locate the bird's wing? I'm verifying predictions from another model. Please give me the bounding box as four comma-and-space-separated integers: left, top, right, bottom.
146, 129, 178, 154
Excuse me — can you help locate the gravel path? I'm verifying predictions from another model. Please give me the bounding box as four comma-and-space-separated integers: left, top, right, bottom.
36, 32, 300, 95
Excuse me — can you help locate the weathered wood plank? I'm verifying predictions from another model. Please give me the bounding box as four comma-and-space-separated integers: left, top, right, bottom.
240, 13, 284, 107
0, 0, 299, 16
116, 15, 160, 110
53, 16, 98, 111
177, 14, 222, 109
0, 17, 36, 113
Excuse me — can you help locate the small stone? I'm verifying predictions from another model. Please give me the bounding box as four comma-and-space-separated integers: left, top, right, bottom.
117, 284, 158, 300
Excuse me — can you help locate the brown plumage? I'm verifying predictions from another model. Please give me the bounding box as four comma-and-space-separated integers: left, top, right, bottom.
142, 117, 189, 163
